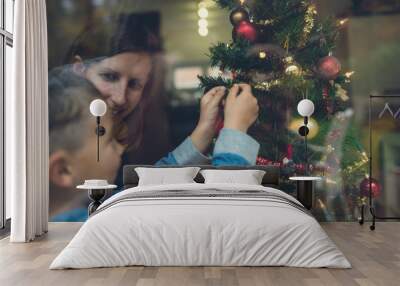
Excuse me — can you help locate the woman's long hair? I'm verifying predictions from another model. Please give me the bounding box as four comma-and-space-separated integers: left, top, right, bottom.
64, 12, 164, 150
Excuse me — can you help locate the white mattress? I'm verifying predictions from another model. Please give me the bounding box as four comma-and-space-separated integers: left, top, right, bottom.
50, 183, 351, 269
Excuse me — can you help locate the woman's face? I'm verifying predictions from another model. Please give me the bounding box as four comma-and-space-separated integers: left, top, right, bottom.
82, 52, 152, 119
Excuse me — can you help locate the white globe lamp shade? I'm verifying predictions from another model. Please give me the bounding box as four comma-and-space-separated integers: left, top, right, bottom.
297, 99, 315, 117
90, 99, 107, 117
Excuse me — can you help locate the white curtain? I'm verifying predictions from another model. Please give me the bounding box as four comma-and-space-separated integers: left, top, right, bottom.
7, 0, 49, 242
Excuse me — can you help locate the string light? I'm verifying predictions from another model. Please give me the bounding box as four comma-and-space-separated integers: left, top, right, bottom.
338, 18, 349, 26
326, 145, 335, 153
345, 71, 355, 78
198, 7, 208, 18
198, 27, 208, 37
284, 56, 294, 64
198, 1, 209, 37
260, 19, 274, 25
198, 18, 208, 28
254, 80, 281, 91
309, 4, 317, 15
259, 51, 267, 59
343, 151, 369, 174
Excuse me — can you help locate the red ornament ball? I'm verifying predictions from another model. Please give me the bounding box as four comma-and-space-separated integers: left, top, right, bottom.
359, 177, 381, 198
233, 21, 257, 43
317, 56, 341, 80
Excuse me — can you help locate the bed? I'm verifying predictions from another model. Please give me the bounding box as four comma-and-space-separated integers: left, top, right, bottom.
50, 165, 350, 269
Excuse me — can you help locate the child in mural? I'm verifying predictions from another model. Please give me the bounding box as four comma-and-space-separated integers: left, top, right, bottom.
49, 68, 125, 221
63, 13, 261, 171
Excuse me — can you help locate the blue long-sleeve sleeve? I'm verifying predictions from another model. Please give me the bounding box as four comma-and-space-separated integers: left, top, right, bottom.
156, 128, 259, 166
156, 137, 211, 166
212, 128, 260, 166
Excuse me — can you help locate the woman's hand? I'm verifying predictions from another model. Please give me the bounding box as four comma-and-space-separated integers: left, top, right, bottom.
190, 86, 226, 153
224, 84, 259, 133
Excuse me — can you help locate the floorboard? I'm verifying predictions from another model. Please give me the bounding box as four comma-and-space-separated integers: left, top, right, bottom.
0, 222, 399, 286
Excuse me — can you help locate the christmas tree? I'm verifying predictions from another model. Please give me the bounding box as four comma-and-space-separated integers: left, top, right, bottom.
199, 0, 371, 220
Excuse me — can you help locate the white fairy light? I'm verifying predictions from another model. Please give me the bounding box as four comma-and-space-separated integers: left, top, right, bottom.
198, 27, 209, 37
198, 7, 208, 18
198, 18, 208, 28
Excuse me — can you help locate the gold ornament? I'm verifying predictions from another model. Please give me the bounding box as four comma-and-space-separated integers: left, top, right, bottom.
284, 56, 294, 64
285, 64, 301, 75
289, 117, 319, 139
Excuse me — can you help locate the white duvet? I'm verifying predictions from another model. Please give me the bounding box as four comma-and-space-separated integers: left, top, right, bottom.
50, 183, 351, 269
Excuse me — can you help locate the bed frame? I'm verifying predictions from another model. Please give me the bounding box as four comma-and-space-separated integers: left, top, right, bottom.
123, 165, 280, 189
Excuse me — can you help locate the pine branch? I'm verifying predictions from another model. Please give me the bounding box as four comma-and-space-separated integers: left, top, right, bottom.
251, 0, 305, 22
214, 0, 238, 9
198, 75, 235, 92
208, 39, 284, 74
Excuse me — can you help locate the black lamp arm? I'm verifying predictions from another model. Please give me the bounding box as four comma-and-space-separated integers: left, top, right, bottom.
95, 116, 106, 162
304, 116, 308, 176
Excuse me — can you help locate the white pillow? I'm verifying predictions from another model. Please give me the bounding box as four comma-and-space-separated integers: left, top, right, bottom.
200, 169, 266, 185
135, 167, 201, 186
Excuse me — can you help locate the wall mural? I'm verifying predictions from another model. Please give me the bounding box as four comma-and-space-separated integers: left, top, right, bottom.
47, 0, 400, 222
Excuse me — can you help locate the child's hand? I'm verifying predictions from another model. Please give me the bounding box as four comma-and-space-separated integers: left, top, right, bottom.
198, 86, 226, 131
190, 86, 226, 153
224, 84, 259, 133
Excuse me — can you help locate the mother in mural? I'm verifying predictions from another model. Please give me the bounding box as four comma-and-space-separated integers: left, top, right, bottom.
65, 13, 260, 172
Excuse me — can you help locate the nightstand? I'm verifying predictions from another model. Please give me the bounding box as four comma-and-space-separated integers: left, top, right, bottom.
77, 180, 117, 216
289, 177, 322, 210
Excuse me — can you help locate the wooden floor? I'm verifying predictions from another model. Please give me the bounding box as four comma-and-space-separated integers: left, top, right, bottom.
0, 222, 399, 286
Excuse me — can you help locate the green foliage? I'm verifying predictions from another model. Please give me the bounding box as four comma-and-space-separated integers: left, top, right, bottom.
207, 39, 284, 74
214, 0, 238, 9
198, 75, 235, 92
294, 19, 338, 66
203, 0, 367, 192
